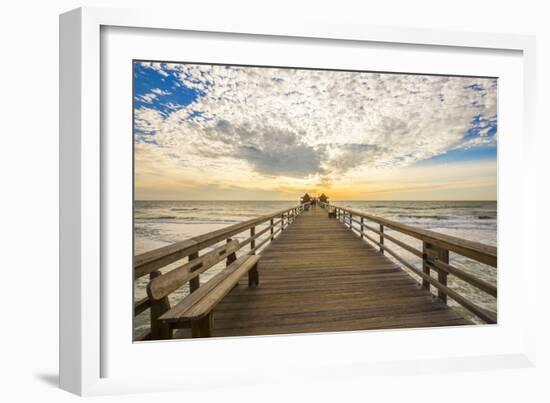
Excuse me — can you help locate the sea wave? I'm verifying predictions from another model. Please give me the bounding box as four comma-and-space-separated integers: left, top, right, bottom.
136, 217, 241, 225
396, 214, 449, 220
392, 213, 495, 221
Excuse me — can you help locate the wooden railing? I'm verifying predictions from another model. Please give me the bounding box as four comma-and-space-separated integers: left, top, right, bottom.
320, 202, 497, 324
134, 203, 309, 341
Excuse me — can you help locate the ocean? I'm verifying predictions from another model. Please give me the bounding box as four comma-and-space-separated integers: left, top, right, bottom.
134, 200, 497, 336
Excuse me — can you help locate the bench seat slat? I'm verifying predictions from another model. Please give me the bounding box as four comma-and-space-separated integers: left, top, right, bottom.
185, 256, 260, 319
159, 255, 250, 322
148, 240, 240, 301
160, 254, 260, 323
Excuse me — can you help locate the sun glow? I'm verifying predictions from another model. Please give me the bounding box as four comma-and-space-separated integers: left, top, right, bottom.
134, 62, 497, 201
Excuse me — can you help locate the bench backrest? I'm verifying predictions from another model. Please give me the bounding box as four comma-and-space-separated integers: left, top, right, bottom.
147, 240, 240, 301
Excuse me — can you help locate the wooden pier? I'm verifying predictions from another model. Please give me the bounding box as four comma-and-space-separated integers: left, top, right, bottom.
134, 202, 497, 340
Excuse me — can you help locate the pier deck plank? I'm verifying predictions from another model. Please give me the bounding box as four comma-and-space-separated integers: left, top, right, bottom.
175, 206, 470, 338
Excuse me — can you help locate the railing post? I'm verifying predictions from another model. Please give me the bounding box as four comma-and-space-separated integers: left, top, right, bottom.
379, 225, 384, 254
437, 249, 450, 303
188, 252, 200, 293
250, 226, 256, 254
360, 217, 364, 238
422, 242, 431, 291
226, 238, 237, 266
149, 270, 171, 340
434, 244, 449, 303
349, 213, 353, 229
270, 218, 274, 240
225, 238, 239, 291
281, 213, 285, 230
422, 242, 449, 302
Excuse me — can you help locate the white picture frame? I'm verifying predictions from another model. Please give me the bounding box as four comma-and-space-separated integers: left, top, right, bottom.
60, 6, 537, 396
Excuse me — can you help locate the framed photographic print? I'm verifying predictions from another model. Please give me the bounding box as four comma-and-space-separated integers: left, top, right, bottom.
132, 59, 498, 342
60, 6, 536, 396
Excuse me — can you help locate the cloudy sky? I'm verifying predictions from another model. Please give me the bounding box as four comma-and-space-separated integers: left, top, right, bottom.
133, 61, 497, 201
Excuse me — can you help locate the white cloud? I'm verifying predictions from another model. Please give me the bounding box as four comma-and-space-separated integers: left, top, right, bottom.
135, 63, 497, 185
136, 93, 157, 104
135, 107, 164, 135
151, 88, 171, 96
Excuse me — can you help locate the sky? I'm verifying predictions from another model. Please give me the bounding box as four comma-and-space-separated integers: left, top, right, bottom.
133, 61, 497, 201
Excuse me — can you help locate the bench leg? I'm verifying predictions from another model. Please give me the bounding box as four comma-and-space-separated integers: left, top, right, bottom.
248, 263, 259, 287
191, 312, 213, 338
150, 271, 172, 340
163, 323, 173, 340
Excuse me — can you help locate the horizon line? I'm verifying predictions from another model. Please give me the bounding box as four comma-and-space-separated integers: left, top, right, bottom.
134, 199, 498, 202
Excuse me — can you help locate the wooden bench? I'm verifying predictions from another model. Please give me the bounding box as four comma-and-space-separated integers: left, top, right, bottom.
146, 240, 260, 338
327, 207, 336, 218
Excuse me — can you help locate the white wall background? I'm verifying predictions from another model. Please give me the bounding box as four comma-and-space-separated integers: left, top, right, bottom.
0, 0, 548, 401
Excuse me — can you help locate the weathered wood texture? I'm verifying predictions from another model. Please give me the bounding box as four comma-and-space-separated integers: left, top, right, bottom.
173, 205, 469, 338
330, 204, 496, 267
135, 205, 302, 279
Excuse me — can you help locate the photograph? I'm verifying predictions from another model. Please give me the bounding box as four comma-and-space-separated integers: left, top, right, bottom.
133, 60, 498, 341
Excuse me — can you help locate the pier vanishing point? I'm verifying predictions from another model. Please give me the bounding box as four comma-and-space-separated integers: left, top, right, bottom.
134, 201, 497, 340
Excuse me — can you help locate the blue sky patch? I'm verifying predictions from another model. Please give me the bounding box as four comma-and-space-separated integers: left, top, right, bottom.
416, 146, 496, 166
464, 83, 484, 92
133, 62, 498, 188
133, 62, 203, 116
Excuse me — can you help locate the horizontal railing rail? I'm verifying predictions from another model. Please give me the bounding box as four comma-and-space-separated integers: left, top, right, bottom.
134, 203, 309, 341
135, 205, 308, 279
320, 201, 497, 324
